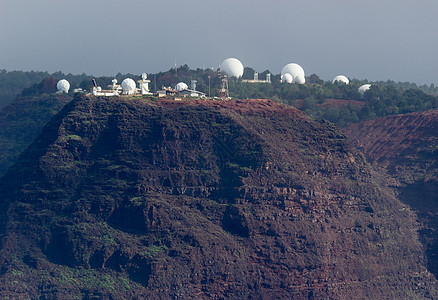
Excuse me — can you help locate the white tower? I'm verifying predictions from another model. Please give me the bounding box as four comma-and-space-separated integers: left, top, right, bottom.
191, 80, 197, 91
138, 73, 151, 95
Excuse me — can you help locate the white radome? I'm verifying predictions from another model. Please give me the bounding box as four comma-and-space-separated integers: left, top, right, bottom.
121, 78, 137, 95
333, 75, 349, 84
57, 79, 70, 93
294, 74, 306, 84
220, 58, 244, 78
358, 84, 372, 95
281, 63, 305, 81
281, 73, 293, 83
175, 82, 188, 92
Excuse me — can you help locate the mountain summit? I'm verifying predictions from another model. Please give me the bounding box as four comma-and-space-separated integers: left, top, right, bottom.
0, 96, 436, 298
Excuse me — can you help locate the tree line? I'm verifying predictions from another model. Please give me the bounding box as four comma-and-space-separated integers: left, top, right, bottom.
2, 67, 438, 127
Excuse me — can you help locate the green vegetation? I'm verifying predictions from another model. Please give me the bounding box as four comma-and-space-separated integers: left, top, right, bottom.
2, 66, 438, 133
0, 93, 72, 175
0, 94, 436, 298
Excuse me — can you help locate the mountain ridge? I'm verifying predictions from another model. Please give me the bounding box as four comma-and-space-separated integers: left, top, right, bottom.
0, 96, 436, 298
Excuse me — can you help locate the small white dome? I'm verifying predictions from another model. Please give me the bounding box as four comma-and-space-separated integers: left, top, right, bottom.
281, 63, 305, 80
358, 84, 372, 95
57, 79, 70, 93
121, 78, 136, 95
281, 73, 293, 83
220, 58, 244, 78
333, 75, 349, 84
294, 74, 306, 84
175, 82, 188, 91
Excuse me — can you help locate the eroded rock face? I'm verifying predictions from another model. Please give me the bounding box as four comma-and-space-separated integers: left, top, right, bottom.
0, 94, 72, 175
345, 110, 438, 279
0, 96, 436, 299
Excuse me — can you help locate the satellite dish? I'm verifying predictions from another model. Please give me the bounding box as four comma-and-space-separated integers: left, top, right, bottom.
56, 79, 70, 93
121, 78, 137, 95
220, 58, 244, 78
333, 75, 349, 84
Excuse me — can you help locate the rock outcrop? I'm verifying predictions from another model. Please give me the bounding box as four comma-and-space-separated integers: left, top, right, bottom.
345, 110, 438, 281
0, 96, 436, 298
0, 94, 71, 175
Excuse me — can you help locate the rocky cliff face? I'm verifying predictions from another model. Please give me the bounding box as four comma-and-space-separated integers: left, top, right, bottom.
345, 110, 438, 280
0, 96, 436, 299
0, 94, 71, 175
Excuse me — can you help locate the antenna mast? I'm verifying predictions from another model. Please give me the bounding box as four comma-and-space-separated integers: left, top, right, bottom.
219, 75, 229, 99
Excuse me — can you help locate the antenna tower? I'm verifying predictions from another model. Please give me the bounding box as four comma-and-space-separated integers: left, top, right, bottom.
220, 75, 229, 99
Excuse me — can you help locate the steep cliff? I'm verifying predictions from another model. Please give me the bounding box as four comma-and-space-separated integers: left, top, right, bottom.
345, 110, 438, 279
0, 94, 72, 175
0, 96, 436, 299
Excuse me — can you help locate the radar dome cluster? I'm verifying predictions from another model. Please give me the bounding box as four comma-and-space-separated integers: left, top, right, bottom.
281, 73, 293, 83
220, 58, 244, 78
68, 55, 379, 101
121, 78, 136, 95
57, 79, 70, 93
281, 63, 306, 84
332, 75, 349, 84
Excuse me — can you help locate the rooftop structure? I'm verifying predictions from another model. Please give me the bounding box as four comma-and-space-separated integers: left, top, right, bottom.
242, 72, 271, 83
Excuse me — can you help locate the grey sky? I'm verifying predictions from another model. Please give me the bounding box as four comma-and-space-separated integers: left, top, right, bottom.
1, 0, 437, 84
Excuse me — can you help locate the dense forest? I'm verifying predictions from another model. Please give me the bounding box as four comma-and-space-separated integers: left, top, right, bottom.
2, 66, 438, 126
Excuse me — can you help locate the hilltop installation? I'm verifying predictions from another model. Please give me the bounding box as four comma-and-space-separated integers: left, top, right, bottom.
53, 57, 378, 102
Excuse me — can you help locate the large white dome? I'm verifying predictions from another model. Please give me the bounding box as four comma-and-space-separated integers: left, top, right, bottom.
294, 74, 306, 84
281, 73, 293, 83
220, 58, 244, 78
57, 79, 70, 93
121, 78, 137, 95
281, 63, 305, 81
333, 75, 349, 84
358, 84, 372, 95
175, 82, 188, 91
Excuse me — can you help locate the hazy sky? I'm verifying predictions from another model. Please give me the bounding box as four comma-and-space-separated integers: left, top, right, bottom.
1, 0, 438, 84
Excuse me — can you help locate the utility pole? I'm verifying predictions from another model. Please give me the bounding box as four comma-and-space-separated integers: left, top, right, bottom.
208, 75, 211, 97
